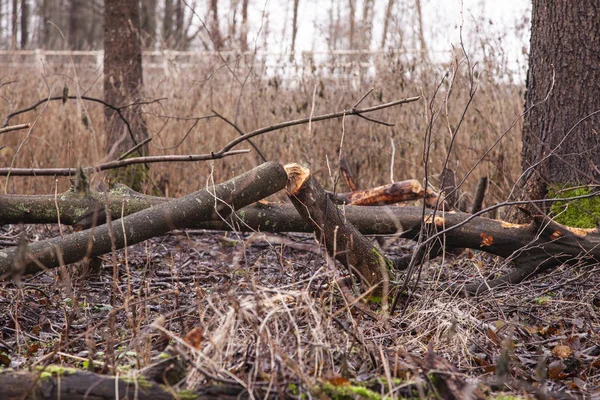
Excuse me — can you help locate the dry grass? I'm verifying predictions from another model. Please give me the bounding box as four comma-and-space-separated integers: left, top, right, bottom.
1, 50, 523, 207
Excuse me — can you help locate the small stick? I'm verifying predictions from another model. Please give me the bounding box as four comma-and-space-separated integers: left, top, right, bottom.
0, 123, 30, 135
118, 137, 153, 160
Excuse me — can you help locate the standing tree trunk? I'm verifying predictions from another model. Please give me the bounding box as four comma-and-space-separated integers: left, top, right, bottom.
140, 0, 157, 49
380, 0, 394, 49
11, 0, 17, 49
209, 0, 223, 50
348, 0, 355, 48
510, 0, 600, 225
69, 0, 84, 50
163, 0, 173, 47
174, 0, 184, 49
19, 0, 27, 48
290, 0, 300, 61
104, 0, 150, 189
240, 0, 248, 51
414, 0, 428, 62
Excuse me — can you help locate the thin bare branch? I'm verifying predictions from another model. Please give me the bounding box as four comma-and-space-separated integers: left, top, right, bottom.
0, 123, 30, 134
217, 96, 420, 154
0, 150, 250, 176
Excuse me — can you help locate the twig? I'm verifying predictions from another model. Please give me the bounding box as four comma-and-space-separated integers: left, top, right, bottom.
118, 137, 153, 160
211, 109, 268, 162
0, 123, 30, 135
2, 95, 161, 156
217, 96, 420, 154
0, 150, 250, 176
352, 87, 375, 109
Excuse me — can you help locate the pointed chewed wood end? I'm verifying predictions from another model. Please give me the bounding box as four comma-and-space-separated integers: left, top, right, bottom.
284, 163, 311, 195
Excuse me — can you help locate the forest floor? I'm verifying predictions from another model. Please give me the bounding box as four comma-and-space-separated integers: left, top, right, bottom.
0, 222, 599, 399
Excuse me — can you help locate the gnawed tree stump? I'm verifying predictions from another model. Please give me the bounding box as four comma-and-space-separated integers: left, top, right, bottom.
0, 162, 288, 277
284, 163, 394, 299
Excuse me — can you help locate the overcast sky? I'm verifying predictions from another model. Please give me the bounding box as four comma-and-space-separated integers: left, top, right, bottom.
242, 0, 531, 79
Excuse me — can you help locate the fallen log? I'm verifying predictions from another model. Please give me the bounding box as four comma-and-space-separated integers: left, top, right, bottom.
2, 180, 598, 293
284, 163, 394, 296
0, 367, 275, 400
0, 162, 288, 277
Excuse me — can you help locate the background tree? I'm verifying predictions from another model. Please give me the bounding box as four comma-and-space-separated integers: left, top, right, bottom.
20, 0, 27, 48
510, 0, 600, 226
104, 0, 149, 189
140, 0, 157, 49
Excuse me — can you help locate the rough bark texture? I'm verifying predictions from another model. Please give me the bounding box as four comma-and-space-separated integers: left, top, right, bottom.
0, 367, 272, 400
0, 162, 287, 278
513, 0, 600, 222
103, 0, 149, 157
285, 163, 393, 294
0, 368, 175, 400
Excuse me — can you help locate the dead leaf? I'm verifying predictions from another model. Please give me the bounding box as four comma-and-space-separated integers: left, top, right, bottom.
552, 345, 573, 359
327, 376, 350, 386
548, 359, 567, 380
184, 327, 204, 349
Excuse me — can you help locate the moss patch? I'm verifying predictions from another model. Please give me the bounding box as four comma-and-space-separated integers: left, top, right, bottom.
549, 187, 600, 228
318, 382, 382, 400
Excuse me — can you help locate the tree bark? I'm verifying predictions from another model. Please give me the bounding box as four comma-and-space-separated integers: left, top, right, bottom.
510, 0, 600, 222
0, 162, 287, 278
0, 369, 176, 400
104, 0, 150, 188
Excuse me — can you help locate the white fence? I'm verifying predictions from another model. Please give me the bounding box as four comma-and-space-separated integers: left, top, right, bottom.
0, 49, 450, 79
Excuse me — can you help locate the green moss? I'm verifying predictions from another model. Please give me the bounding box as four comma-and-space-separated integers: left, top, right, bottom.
288, 383, 299, 395
37, 365, 77, 379
176, 389, 199, 400
158, 352, 172, 360
549, 187, 600, 228
120, 374, 153, 389
535, 296, 552, 305
319, 382, 381, 400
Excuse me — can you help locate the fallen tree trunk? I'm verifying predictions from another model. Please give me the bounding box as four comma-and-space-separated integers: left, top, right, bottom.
0, 162, 288, 278
285, 163, 393, 296
0, 368, 176, 400
0, 367, 276, 400
2, 180, 598, 293
0, 179, 439, 228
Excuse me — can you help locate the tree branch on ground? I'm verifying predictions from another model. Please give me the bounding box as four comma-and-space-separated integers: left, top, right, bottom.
0, 162, 287, 277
